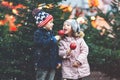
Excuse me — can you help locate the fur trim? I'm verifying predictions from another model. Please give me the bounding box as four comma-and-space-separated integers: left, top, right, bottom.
74, 31, 85, 38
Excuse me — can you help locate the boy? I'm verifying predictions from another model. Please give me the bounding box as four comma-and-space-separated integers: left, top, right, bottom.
32, 8, 61, 80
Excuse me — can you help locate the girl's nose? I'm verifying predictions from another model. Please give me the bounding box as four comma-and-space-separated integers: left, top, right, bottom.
63, 25, 66, 28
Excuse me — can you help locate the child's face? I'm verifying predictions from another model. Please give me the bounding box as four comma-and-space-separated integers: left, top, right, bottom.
63, 22, 73, 36
44, 19, 54, 30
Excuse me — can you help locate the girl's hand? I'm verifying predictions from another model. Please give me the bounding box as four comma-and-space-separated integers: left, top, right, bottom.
56, 63, 61, 69
72, 61, 81, 67
66, 49, 72, 56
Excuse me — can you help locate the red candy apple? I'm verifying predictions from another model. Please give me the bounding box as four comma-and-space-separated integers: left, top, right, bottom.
70, 42, 77, 50
58, 30, 65, 36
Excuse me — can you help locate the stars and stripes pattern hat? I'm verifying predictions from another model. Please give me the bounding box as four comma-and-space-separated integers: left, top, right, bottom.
32, 8, 53, 27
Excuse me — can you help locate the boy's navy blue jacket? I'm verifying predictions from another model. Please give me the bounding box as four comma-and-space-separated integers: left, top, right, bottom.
34, 28, 61, 69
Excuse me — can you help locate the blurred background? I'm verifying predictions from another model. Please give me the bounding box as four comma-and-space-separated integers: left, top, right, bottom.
0, 0, 120, 80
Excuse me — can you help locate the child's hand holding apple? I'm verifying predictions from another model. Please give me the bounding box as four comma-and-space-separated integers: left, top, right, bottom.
70, 42, 77, 50
55, 30, 65, 41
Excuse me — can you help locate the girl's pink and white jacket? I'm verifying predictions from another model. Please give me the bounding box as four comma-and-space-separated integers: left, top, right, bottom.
59, 36, 90, 79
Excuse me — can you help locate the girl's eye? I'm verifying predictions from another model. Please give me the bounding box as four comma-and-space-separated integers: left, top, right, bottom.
67, 24, 70, 26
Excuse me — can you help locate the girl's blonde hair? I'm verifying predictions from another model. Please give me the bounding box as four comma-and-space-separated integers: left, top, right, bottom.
74, 31, 85, 38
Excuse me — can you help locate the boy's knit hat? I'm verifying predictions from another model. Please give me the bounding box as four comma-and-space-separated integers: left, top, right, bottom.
65, 19, 81, 33
32, 8, 53, 27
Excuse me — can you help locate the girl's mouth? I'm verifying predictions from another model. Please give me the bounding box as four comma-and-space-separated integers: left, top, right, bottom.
63, 29, 67, 32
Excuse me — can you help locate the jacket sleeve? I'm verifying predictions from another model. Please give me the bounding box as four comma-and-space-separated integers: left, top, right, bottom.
59, 41, 71, 59
34, 30, 57, 48
76, 38, 89, 64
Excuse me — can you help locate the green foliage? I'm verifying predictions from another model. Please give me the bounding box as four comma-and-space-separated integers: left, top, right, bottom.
0, 0, 120, 79
85, 3, 120, 78
0, 0, 63, 80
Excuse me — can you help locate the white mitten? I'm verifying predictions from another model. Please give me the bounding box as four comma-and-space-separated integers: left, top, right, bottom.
55, 35, 61, 41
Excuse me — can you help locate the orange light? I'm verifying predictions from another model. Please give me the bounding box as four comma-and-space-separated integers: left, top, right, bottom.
1, 1, 9, 7
77, 17, 85, 24
14, 4, 26, 9
91, 16, 96, 21
9, 2, 13, 6
0, 20, 6, 26
12, 9, 18, 15
91, 20, 97, 28
88, 0, 99, 7
10, 26, 17, 31
45, 4, 54, 9
59, 5, 72, 12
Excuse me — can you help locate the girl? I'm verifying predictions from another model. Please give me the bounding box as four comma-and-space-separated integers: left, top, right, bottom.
59, 19, 90, 80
